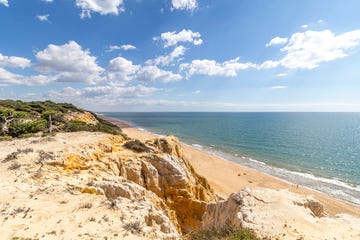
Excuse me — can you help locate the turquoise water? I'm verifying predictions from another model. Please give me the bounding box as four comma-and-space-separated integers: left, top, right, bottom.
103, 112, 360, 205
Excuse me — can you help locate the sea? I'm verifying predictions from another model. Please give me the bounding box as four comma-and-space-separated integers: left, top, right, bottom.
102, 112, 360, 205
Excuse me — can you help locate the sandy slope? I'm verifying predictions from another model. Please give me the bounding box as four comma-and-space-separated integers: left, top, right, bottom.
0, 132, 182, 240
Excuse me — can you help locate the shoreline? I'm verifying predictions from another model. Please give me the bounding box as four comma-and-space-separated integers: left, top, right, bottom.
101, 115, 360, 217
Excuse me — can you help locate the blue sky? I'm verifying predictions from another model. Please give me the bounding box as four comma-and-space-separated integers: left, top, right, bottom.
1, 0, 360, 111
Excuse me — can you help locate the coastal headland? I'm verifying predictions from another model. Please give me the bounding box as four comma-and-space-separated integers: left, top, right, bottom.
1, 102, 359, 239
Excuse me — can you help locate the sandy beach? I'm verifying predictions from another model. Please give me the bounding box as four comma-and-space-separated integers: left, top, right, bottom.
106, 116, 360, 218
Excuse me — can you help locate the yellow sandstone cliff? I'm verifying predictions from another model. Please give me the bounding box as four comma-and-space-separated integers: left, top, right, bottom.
0, 132, 217, 239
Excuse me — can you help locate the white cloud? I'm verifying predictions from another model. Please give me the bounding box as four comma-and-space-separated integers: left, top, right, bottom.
317, 19, 324, 24
301, 24, 308, 29
0, 68, 22, 84
37, 14, 50, 22
135, 65, 182, 83
76, 0, 124, 19
107, 57, 140, 83
171, 0, 197, 11
146, 45, 187, 66
262, 29, 360, 70
108, 44, 137, 52
155, 29, 202, 48
107, 56, 181, 83
0, 53, 31, 68
271, 86, 287, 89
0, 67, 54, 86
280, 29, 360, 69
0, 0, 8, 7
265, 36, 288, 47
258, 60, 280, 69
180, 57, 256, 78
276, 73, 288, 77
41, 0, 54, 3
36, 41, 104, 84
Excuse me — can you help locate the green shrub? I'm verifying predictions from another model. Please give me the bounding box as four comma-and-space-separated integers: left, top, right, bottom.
64, 120, 93, 132
1, 100, 122, 137
7, 119, 47, 137
96, 123, 121, 135
0, 100, 83, 115
184, 227, 260, 240
0, 135, 13, 141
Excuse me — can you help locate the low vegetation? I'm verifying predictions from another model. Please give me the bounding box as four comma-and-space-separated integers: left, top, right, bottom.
123, 139, 150, 153
184, 226, 260, 240
2, 148, 34, 163
0, 100, 122, 139
123, 220, 142, 235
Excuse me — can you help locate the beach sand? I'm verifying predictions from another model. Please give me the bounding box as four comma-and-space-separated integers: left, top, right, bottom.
107, 117, 360, 218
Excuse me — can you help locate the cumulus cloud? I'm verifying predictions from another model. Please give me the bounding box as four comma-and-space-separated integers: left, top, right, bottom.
135, 65, 182, 83
0, 53, 31, 68
262, 29, 360, 70
146, 45, 187, 66
0, 0, 8, 7
0, 68, 23, 84
76, 0, 124, 19
0, 68, 54, 86
171, 0, 197, 11
301, 24, 308, 29
36, 41, 104, 84
265, 36, 288, 47
107, 56, 182, 83
154, 29, 202, 48
37, 14, 50, 22
180, 57, 256, 78
107, 57, 140, 83
108, 44, 137, 52
41, 0, 54, 3
280, 29, 360, 69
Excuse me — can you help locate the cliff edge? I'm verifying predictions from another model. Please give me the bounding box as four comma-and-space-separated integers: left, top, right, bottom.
0, 132, 217, 239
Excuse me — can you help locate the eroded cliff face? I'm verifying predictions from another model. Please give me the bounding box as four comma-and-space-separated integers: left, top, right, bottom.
63, 111, 99, 125
0, 132, 217, 239
202, 188, 360, 240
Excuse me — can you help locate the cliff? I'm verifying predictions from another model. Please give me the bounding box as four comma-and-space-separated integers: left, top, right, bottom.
202, 188, 360, 239
0, 132, 217, 239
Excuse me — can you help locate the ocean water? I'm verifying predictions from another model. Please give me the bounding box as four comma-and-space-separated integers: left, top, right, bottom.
103, 112, 360, 205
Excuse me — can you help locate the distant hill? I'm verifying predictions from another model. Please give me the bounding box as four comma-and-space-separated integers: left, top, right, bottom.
0, 100, 122, 139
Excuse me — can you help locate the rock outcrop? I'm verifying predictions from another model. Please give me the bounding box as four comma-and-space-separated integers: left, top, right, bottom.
0, 132, 217, 239
64, 111, 99, 125
202, 188, 360, 240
